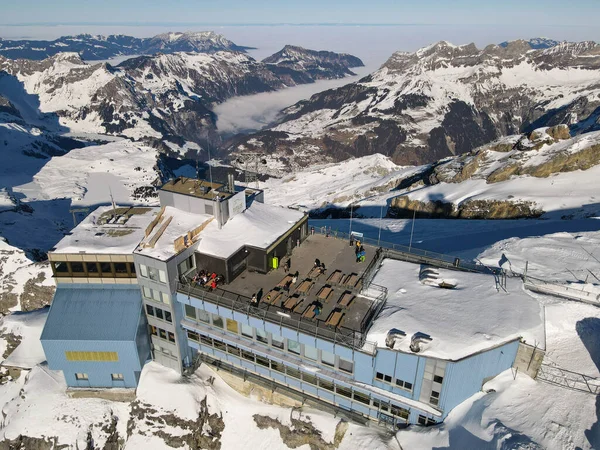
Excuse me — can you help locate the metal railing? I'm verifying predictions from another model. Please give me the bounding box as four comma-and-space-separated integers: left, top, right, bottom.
524, 276, 600, 307
314, 227, 503, 275
537, 364, 600, 395
177, 279, 382, 355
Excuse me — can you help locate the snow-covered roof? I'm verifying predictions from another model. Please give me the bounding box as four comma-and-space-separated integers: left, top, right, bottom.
135, 206, 214, 261
367, 259, 545, 360
196, 201, 306, 259
51, 205, 159, 255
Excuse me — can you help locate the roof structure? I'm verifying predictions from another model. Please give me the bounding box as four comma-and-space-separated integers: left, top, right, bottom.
160, 177, 234, 201
40, 284, 143, 342
367, 259, 545, 360
135, 206, 214, 261
51, 205, 159, 255
196, 201, 306, 259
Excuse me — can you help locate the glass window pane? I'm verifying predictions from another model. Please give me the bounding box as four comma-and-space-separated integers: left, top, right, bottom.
226, 319, 238, 333
336, 386, 352, 398
152, 289, 161, 301
86, 262, 99, 273
129, 263, 136, 274
321, 350, 335, 367
187, 330, 199, 342
159, 328, 167, 339
198, 310, 210, 323
148, 266, 159, 281
140, 264, 148, 277
142, 286, 152, 299
271, 335, 284, 349
114, 262, 127, 274
149, 325, 157, 336
304, 346, 317, 361
54, 261, 69, 273
146, 304, 154, 316
161, 292, 171, 304
168, 332, 175, 343
155, 308, 164, 320
287, 339, 301, 355
256, 355, 269, 367
185, 304, 196, 320
101, 262, 113, 274
433, 375, 444, 384
255, 329, 268, 344
159, 270, 167, 283
164, 311, 172, 323
339, 358, 353, 373
212, 315, 223, 328
405, 382, 413, 390
70, 262, 84, 273
241, 324, 253, 338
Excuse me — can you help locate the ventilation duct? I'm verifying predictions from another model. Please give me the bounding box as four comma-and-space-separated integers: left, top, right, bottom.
385, 328, 406, 349
409, 332, 433, 353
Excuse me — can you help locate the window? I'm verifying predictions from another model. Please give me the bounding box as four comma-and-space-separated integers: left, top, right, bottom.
159, 269, 167, 283
376, 372, 384, 381
271, 361, 285, 373
53, 261, 69, 273
384, 374, 392, 383
431, 391, 440, 399
212, 315, 223, 328
114, 262, 128, 274
241, 350, 254, 361
86, 262, 99, 274
321, 350, 335, 367
149, 325, 158, 336
418, 415, 437, 426
214, 340, 226, 352
271, 335, 284, 350
161, 292, 171, 304
66, 351, 118, 362
302, 373, 317, 385
227, 345, 240, 357
152, 289, 161, 302
353, 391, 370, 405
143, 286, 153, 300
111, 373, 124, 381
226, 319, 238, 334
100, 262, 113, 275
187, 330, 199, 342
287, 339, 301, 355
390, 405, 410, 420
286, 367, 301, 379
168, 332, 176, 343
129, 263, 136, 275
178, 256, 194, 275
197, 309, 210, 323
75, 373, 88, 380
255, 329, 268, 344
433, 375, 444, 384
430, 391, 440, 406
159, 328, 167, 340
395, 379, 413, 391
140, 264, 148, 278
200, 335, 213, 346
241, 324, 253, 338
318, 378, 334, 391
405, 382, 413, 390
336, 386, 352, 398
185, 304, 196, 320
304, 346, 318, 361
146, 304, 155, 316
70, 262, 85, 274
339, 358, 353, 374
256, 355, 269, 367
155, 308, 164, 320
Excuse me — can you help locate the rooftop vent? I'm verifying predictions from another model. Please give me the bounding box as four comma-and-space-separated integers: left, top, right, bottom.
409, 332, 433, 353
385, 328, 406, 349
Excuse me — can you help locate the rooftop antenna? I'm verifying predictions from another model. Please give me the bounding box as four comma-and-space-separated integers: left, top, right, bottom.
109, 186, 117, 216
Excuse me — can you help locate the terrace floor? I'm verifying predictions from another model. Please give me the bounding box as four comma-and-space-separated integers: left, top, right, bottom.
186, 234, 380, 334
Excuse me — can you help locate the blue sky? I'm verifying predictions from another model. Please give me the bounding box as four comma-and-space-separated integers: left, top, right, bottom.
1, 0, 599, 27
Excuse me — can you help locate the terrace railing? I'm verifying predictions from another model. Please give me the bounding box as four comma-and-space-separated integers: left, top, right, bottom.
537, 364, 600, 395
177, 279, 382, 355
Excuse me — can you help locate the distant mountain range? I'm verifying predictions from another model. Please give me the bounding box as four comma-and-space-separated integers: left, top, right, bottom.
498, 37, 560, 49
0, 31, 253, 61
228, 39, 600, 173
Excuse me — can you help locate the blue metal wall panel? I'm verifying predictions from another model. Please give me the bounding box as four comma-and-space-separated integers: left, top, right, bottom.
318, 390, 334, 403
41, 339, 142, 388
441, 340, 520, 417
354, 351, 375, 384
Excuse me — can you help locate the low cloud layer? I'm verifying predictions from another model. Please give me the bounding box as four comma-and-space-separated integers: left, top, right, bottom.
213, 66, 373, 135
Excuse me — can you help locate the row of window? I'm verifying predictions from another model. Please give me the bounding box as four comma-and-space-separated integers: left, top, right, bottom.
188, 331, 410, 421
52, 261, 136, 278
139, 264, 167, 284
142, 286, 171, 305
375, 371, 413, 392
65, 351, 119, 362
146, 304, 172, 323
75, 373, 124, 381
184, 306, 353, 374
149, 325, 176, 343
418, 415, 438, 426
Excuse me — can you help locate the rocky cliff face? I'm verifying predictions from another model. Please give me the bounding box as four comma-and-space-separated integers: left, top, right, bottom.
229, 40, 600, 173
0, 31, 252, 61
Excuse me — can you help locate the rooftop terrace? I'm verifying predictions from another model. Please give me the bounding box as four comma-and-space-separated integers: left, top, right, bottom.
178, 234, 386, 352
51, 206, 159, 255
160, 177, 234, 201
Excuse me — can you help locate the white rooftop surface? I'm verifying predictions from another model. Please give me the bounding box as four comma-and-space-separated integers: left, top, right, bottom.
52, 206, 159, 255
367, 259, 545, 360
196, 201, 305, 259
135, 206, 213, 261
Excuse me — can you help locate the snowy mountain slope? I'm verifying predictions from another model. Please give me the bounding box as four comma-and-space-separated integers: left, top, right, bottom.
499, 37, 561, 49
231, 39, 600, 172
0, 31, 252, 61
0, 45, 363, 147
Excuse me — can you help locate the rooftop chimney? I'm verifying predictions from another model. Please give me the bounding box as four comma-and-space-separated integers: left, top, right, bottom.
409, 332, 433, 353
385, 328, 406, 349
